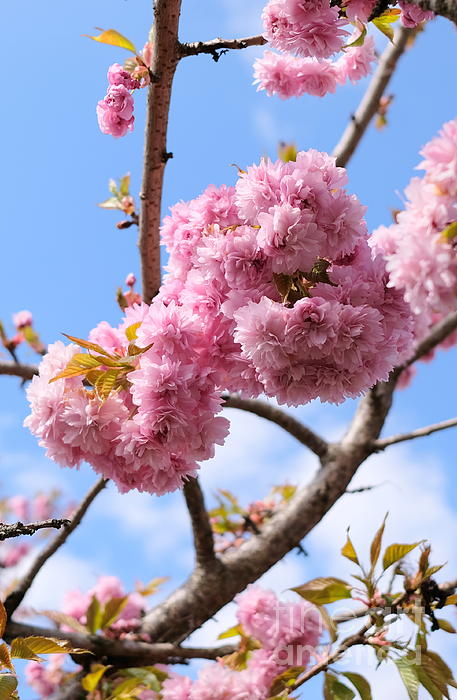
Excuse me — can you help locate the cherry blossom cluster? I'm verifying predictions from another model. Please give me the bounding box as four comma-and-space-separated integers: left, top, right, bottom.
370, 117, 457, 337
255, 0, 433, 100
97, 64, 140, 138
26, 585, 321, 699
62, 575, 146, 635
26, 149, 415, 494
0, 309, 45, 356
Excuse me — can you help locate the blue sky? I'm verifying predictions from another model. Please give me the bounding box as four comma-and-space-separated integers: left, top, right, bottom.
1, 1, 456, 698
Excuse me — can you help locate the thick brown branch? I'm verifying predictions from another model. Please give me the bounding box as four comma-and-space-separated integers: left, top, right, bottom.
179, 34, 266, 60
333, 25, 411, 167
223, 394, 328, 458
183, 477, 218, 568
406, 0, 457, 21
0, 362, 38, 381
4, 621, 235, 665
5, 478, 107, 616
141, 377, 398, 643
0, 519, 70, 541
139, 0, 182, 303
374, 416, 457, 450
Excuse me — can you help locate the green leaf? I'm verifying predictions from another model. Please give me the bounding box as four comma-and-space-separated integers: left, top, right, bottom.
217, 624, 242, 640
324, 673, 356, 699
95, 368, 121, 398
10, 636, 88, 659
423, 650, 456, 691
436, 618, 456, 634
424, 564, 446, 578
85, 29, 137, 54
82, 664, 110, 692
0, 602, 7, 639
0, 646, 14, 673
382, 542, 423, 570
38, 610, 89, 635
0, 675, 17, 700
416, 666, 444, 700
316, 605, 338, 643
108, 677, 142, 698
100, 596, 129, 630
394, 657, 420, 700
342, 529, 359, 565
86, 596, 103, 634
62, 334, 113, 358
136, 577, 169, 597
278, 143, 297, 163
269, 666, 305, 695
370, 514, 387, 570
125, 322, 141, 342
342, 672, 372, 700
344, 23, 367, 48
293, 577, 352, 605
444, 593, 457, 606
109, 179, 119, 196
119, 173, 131, 196
372, 8, 401, 42
440, 221, 457, 243
99, 197, 123, 210
49, 353, 103, 383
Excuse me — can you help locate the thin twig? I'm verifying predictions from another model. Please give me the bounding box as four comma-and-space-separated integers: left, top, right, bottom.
0, 362, 38, 381
183, 477, 218, 569
223, 394, 328, 458
404, 309, 457, 366
0, 519, 70, 541
290, 621, 373, 691
333, 25, 411, 167
5, 478, 107, 616
179, 34, 266, 60
374, 416, 457, 451
139, 0, 183, 303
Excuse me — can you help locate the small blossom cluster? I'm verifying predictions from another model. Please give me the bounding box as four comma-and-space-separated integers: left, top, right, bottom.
26, 655, 67, 698
370, 117, 457, 335
97, 64, 140, 138
62, 575, 146, 634
26, 150, 414, 493
159, 586, 322, 700
255, 0, 434, 100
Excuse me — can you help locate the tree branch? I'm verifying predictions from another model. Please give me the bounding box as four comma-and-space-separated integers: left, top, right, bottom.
406, 0, 457, 21
0, 362, 38, 381
139, 0, 183, 303
179, 34, 267, 60
223, 394, 328, 458
4, 478, 107, 616
0, 519, 70, 541
333, 25, 411, 168
4, 620, 236, 665
374, 416, 457, 451
183, 477, 219, 569
404, 309, 457, 366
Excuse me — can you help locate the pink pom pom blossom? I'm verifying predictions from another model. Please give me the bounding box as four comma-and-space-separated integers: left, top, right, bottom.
254, 51, 338, 98
107, 63, 140, 90
97, 85, 135, 138
262, 0, 348, 59
25, 656, 66, 698
335, 35, 377, 85
399, 2, 435, 27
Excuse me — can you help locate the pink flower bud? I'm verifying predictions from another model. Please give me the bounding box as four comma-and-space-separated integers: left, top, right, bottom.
125, 273, 136, 288
13, 310, 33, 329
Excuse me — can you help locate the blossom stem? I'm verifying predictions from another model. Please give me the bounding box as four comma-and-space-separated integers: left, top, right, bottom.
0, 519, 70, 541
179, 34, 267, 60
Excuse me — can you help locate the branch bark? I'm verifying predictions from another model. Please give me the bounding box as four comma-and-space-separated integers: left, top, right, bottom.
4, 478, 107, 616
404, 308, 457, 365
223, 394, 328, 458
374, 416, 457, 450
0, 362, 37, 381
179, 34, 266, 59
0, 519, 70, 541
183, 477, 219, 569
4, 621, 236, 665
333, 25, 411, 168
407, 0, 457, 21
139, 0, 183, 303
